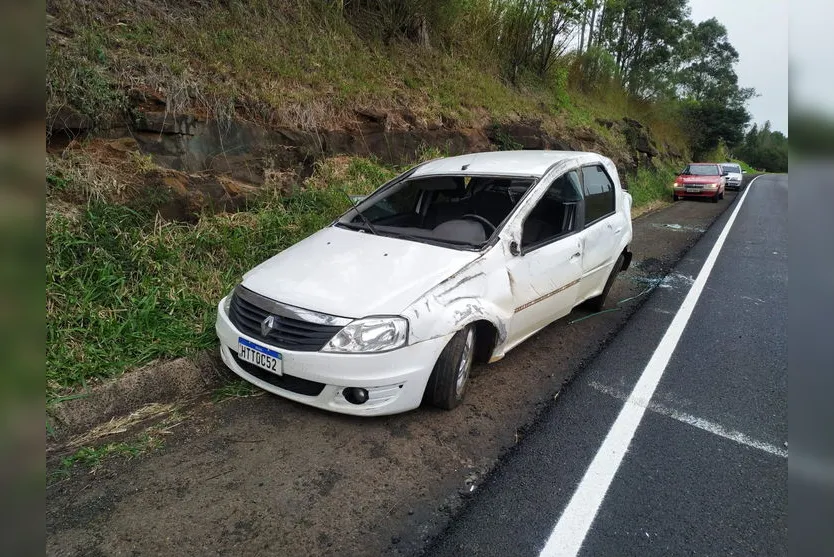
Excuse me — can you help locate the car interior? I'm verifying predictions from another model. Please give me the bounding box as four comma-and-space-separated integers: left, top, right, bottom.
346, 172, 582, 248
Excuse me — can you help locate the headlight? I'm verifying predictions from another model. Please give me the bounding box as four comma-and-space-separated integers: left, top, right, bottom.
322, 317, 409, 353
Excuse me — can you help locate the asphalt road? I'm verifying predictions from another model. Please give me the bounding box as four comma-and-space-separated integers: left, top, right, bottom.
423, 174, 787, 556
47, 181, 753, 557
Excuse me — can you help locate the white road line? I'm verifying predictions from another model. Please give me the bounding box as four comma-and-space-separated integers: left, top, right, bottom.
588, 380, 788, 459
539, 176, 764, 557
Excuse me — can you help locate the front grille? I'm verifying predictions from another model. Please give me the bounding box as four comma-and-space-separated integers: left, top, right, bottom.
232, 352, 326, 396
228, 291, 343, 352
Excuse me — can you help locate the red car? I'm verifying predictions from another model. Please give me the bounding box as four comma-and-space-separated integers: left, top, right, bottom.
672, 163, 726, 203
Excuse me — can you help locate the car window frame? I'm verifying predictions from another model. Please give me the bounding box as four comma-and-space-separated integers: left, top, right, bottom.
580, 164, 617, 228
518, 168, 585, 256
334, 168, 543, 252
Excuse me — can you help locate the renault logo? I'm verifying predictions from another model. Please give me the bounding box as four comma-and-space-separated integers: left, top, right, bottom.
261, 315, 276, 337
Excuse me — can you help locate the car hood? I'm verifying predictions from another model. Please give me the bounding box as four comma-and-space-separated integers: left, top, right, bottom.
241, 226, 482, 318
678, 175, 722, 184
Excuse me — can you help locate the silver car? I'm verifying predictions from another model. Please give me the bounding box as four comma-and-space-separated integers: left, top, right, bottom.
721, 163, 744, 190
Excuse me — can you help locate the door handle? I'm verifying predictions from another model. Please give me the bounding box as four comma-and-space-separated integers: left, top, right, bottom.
614, 227, 622, 234
570, 252, 581, 261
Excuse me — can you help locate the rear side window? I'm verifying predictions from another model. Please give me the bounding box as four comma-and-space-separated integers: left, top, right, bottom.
582, 165, 615, 225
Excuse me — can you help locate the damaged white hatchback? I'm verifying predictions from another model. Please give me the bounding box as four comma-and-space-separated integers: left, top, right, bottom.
215, 151, 633, 416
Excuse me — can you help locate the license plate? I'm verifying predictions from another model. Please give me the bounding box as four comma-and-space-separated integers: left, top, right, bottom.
238, 337, 282, 375
685, 187, 700, 193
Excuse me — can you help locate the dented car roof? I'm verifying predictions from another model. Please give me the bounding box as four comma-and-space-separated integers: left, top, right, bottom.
411, 150, 602, 178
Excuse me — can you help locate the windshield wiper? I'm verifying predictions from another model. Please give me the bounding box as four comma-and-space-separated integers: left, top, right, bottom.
340, 189, 379, 236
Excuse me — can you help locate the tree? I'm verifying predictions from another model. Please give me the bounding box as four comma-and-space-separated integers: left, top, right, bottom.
735, 120, 789, 172
682, 100, 750, 158
676, 18, 755, 107
590, 0, 688, 96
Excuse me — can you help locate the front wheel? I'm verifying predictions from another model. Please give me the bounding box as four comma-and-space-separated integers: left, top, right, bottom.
424, 324, 476, 410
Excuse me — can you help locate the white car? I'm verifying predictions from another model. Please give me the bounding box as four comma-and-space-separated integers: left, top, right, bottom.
215, 151, 633, 416
721, 162, 744, 190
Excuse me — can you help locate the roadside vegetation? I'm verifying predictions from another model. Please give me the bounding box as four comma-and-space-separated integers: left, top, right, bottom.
46, 156, 397, 399
734, 121, 789, 172
626, 164, 678, 213
48, 0, 756, 157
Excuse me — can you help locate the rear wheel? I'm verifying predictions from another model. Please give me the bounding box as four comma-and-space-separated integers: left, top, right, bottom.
584, 252, 626, 312
424, 324, 476, 410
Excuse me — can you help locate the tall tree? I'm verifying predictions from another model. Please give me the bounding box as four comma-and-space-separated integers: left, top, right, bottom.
676, 18, 754, 107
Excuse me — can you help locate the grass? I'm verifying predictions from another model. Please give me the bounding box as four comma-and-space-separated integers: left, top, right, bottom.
212, 379, 261, 402
50, 432, 164, 483
45, 0, 687, 154
46, 0, 539, 130
46, 156, 397, 400
626, 164, 678, 209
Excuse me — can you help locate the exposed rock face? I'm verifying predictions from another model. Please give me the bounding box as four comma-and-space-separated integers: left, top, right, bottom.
48, 95, 684, 220
620, 117, 659, 158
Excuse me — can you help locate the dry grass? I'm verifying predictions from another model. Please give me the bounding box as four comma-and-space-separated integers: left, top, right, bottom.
46, 137, 153, 203
56, 402, 179, 452
631, 199, 670, 220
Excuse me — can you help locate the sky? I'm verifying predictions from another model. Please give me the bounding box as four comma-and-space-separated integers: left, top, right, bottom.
688, 0, 789, 134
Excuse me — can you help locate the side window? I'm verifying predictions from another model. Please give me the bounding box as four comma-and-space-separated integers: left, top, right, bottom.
582, 165, 615, 225
521, 170, 583, 249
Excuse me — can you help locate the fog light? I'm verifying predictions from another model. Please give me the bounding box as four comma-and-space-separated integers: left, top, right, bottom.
343, 387, 369, 405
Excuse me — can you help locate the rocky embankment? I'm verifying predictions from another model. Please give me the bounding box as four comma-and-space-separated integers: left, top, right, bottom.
48, 90, 684, 220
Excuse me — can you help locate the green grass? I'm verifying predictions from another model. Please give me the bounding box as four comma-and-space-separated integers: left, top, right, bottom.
626, 164, 678, 209
46, 156, 396, 400
212, 379, 261, 402
50, 433, 163, 482
45, 0, 687, 155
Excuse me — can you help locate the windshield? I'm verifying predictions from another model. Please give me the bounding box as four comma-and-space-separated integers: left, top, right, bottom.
338, 174, 536, 249
681, 164, 720, 176
721, 164, 741, 173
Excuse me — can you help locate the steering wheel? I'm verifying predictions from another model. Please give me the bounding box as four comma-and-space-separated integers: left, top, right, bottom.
461, 214, 496, 235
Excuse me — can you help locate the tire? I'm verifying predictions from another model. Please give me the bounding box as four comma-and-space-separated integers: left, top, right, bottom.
424, 324, 476, 410
584, 252, 626, 312
672, 193, 679, 201
719, 189, 725, 200
711, 192, 719, 203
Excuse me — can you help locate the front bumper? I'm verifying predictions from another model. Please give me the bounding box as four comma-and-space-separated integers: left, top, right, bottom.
725, 179, 742, 189
674, 186, 720, 198
215, 297, 453, 416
